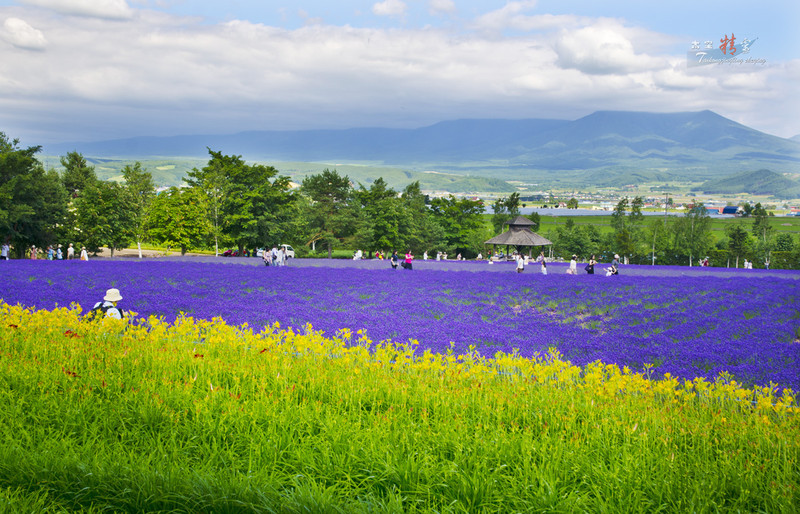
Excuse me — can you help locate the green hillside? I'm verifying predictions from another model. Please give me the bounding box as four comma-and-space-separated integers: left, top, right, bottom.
39, 156, 516, 193
698, 169, 800, 198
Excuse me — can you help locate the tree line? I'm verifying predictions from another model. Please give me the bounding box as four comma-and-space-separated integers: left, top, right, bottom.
3, 131, 798, 267
544, 196, 800, 269
1, 133, 496, 259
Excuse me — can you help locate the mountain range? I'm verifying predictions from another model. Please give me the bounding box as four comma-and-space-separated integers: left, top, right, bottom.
43, 110, 800, 187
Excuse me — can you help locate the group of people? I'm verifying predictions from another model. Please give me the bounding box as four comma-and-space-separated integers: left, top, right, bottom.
390, 250, 414, 270
1, 242, 89, 261
558, 253, 621, 276
515, 252, 551, 275
261, 246, 289, 266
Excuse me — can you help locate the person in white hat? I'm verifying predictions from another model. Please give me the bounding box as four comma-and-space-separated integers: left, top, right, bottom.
88, 288, 127, 320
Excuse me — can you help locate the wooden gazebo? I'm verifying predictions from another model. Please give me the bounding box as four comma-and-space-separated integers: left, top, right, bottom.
484, 215, 552, 257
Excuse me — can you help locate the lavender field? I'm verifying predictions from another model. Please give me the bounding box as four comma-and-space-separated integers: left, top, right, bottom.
3, 258, 799, 390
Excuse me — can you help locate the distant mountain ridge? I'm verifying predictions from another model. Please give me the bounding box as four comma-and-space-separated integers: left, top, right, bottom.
43, 110, 800, 184
698, 169, 800, 199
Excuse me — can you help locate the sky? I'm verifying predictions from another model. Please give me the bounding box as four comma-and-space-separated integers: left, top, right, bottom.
0, 0, 798, 146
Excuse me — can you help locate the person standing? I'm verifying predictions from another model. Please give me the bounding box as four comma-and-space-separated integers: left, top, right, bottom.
586, 254, 596, 274
390, 251, 399, 270
56, 244, 63, 260
1, 241, 9, 261
80, 246, 89, 261
67, 243, 75, 260
516, 253, 525, 273
540, 255, 548, 275
612, 254, 620, 275
30, 245, 37, 259
403, 250, 414, 270
567, 255, 577, 275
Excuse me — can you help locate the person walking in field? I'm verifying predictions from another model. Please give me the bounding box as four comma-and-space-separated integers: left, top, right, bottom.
80, 246, 89, 261
585, 254, 596, 274
67, 243, 75, 259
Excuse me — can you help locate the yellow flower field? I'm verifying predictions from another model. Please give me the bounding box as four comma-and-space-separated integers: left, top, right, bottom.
1, 302, 798, 512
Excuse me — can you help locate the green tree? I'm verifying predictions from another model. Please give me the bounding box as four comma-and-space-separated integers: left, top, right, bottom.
629, 196, 644, 230
429, 195, 487, 256
525, 212, 541, 232
145, 187, 210, 255
0, 133, 68, 257
75, 181, 137, 256
566, 197, 579, 209
122, 162, 156, 258
672, 202, 713, 266
726, 224, 750, 268
189, 150, 296, 255
354, 178, 403, 252
186, 150, 227, 256
646, 220, 672, 266
610, 197, 628, 233
59, 151, 98, 244
750, 202, 773, 256
301, 169, 357, 258
400, 182, 445, 254
553, 218, 592, 258
60, 151, 97, 198
775, 233, 794, 252
491, 192, 521, 234
610, 196, 645, 260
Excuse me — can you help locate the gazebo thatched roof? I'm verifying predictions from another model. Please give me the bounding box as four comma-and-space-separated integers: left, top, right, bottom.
484, 216, 552, 247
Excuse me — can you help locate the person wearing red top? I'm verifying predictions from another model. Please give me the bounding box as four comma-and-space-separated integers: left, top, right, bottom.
403, 251, 414, 270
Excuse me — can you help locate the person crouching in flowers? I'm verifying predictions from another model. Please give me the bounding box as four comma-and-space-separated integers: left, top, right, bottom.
87, 288, 128, 320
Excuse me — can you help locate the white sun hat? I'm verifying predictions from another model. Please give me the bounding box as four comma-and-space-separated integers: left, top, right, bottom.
104, 288, 123, 302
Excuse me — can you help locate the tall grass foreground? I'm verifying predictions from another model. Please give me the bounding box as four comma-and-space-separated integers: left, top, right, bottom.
0, 302, 798, 512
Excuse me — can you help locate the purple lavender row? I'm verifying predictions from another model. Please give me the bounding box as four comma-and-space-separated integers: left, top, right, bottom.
2, 259, 798, 390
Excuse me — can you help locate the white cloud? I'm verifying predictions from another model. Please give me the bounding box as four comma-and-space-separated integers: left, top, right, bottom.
372, 0, 407, 17
472, 0, 537, 32
0, 4, 796, 142
2, 17, 47, 50
20, 0, 134, 20
554, 23, 666, 75
429, 0, 456, 16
